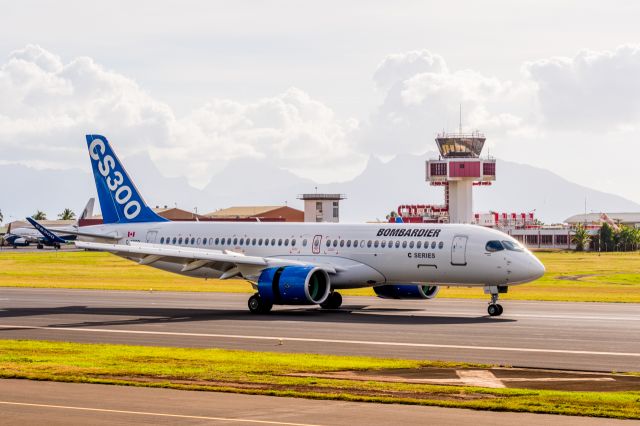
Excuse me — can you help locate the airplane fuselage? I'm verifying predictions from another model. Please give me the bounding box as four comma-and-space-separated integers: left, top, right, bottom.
81, 221, 544, 289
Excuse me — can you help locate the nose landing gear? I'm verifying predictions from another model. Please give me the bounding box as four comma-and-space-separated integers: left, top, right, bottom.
485, 286, 507, 316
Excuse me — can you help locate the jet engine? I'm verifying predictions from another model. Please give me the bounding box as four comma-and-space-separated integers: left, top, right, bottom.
257, 266, 330, 305
374, 284, 439, 300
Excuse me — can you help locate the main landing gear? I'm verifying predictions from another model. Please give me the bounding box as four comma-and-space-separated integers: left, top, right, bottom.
320, 291, 343, 309
248, 293, 272, 314
485, 286, 507, 317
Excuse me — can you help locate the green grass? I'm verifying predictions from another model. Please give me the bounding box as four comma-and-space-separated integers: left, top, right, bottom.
1, 340, 638, 419
1, 250, 640, 302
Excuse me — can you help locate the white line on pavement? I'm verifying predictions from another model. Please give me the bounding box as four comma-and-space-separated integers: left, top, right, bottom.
0, 401, 324, 426
0, 324, 638, 357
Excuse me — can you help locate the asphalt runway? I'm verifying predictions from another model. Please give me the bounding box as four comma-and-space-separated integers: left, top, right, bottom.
1, 379, 636, 426
0, 288, 639, 372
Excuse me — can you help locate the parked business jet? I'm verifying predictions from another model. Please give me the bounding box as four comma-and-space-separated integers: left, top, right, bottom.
65, 135, 543, 316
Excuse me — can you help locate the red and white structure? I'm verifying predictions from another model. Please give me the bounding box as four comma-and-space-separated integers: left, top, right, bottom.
395, 130, 538, 229
426, 131, 496, 223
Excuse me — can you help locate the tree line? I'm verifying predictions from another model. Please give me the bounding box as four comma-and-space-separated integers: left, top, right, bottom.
572, 222, 640, 252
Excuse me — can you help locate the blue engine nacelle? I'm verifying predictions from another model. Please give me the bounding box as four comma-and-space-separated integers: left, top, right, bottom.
257, 266, 331, 305
374, 284, 439, 300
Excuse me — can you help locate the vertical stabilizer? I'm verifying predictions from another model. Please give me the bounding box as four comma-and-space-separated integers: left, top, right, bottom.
85, 135, 167, 224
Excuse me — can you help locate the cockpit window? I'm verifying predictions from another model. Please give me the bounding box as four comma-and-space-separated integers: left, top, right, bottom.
502, 240, 524, 252
485, 240, 504, 252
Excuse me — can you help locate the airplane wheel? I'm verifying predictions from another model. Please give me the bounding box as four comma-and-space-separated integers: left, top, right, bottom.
248, 293, 272, 314
488, 304, 501, 317
37, 244, 43, 250
320, 292, 342, 309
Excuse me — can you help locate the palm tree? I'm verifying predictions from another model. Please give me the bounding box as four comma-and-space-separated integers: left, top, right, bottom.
58, 208, 76, 220
32, 210, 47, 220
571, 224, 591, 252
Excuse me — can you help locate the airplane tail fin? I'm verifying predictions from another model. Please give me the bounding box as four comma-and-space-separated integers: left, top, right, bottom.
74, 198, 95, 226
26, 217, 67, 244
85, 135, 168, 224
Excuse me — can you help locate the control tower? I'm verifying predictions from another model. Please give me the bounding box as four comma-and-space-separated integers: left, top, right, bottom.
426, 131, 496, 223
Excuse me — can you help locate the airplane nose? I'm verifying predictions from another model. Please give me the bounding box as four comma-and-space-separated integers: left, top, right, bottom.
507, 253, 545, 284
528, 255, 545, 281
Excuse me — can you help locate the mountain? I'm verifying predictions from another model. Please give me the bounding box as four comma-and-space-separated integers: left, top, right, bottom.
2, 153, 639, 224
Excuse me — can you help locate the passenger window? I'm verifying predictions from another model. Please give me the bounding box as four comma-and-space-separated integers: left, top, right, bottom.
431, 241, 436, 249
367, 240, 372, 248
172, 237, 177, 244
353, 240, 358, 248
270, 239, 275, 246
252, 238, 256, 245
238, 238, 243, 245
486, 240, 505, 252
333, 240, 338, 247
409, 241, 414, 249
178, 237, 183, 244
346, 240, 351, 248
302, 239, 307, 247
381, 241, 386, 248
416, 241, 421, 249
395, 241, 400, 248
438, 241, 444, 249
402, 241, 407, 248
258, 238, 263, 245
374, 240, 379, 248
197, 238, 201, 245
326, 239, 331, 247
340, 240, 345, 247
160, 237, 165, 244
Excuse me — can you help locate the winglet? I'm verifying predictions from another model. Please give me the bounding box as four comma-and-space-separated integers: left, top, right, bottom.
26, 217, 67, 244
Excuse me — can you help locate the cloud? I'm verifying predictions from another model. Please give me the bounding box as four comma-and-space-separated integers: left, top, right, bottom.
162, 88, 364, 185
0, 45, 365, 187
525, 45, 640, 130
363, 50, 532, 157
373, 50, 448, 89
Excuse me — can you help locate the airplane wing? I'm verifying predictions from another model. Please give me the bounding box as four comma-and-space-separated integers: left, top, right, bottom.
75, 241, 339, 279
49, 228, 121, 241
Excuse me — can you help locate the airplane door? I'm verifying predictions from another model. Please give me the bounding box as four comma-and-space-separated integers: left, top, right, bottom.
146, 230, 158, 243
451, 235, 468, 266
312, 235, 322, 254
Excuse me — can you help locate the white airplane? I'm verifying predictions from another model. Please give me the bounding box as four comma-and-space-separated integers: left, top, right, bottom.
65, 134, 544, 316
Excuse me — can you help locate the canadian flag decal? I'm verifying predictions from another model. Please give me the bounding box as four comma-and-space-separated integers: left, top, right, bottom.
128, 231, 136, 237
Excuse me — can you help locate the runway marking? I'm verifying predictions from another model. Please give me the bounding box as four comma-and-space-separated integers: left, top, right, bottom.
355, 311, 640, 321
0, 401, 324, 426
1, 324, 639, 357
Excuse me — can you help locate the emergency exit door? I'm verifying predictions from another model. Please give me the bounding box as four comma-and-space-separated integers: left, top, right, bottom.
451, 235, 468, 266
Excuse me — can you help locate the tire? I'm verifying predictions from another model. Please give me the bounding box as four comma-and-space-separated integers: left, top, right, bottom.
248, 294, 272, 314
488, 304, 500, 316
320, 292, 342, 309
496, 304, 504, 316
